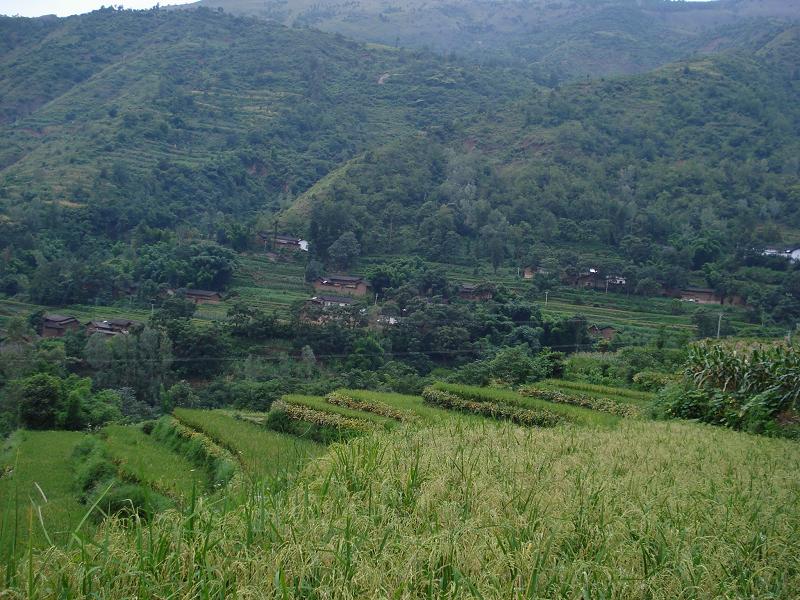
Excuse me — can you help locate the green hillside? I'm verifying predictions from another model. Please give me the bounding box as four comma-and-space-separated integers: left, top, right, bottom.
190, 0, 799, 81
0, 7, 529, 229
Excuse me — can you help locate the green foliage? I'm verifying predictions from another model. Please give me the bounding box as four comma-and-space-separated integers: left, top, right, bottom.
654, 342, 800, 437
16, 373, 62, 429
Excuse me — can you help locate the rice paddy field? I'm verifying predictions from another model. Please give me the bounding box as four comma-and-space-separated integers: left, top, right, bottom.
6, 419, 799, 598
431, 382, 621, 427
531, 378, 654, 407
173, 408, 322, 480
0, 431, 88, 559
100, 424, 207, 501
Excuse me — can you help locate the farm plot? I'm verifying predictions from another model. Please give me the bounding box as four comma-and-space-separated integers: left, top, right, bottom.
0, 430, 87, 557
430, 382, 620, 427
101, 425, 207, 501
173, 408, 322, 481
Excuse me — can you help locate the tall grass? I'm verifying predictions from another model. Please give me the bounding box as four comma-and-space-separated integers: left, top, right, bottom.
7, 420, 800, 598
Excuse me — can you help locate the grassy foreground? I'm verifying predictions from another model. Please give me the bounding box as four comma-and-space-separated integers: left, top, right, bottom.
0, 431, 87, 559
6, 420, 799, 598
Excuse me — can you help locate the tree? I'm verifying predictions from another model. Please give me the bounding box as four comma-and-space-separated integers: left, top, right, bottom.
17, 373, 63, 429
327, 231, 361, 270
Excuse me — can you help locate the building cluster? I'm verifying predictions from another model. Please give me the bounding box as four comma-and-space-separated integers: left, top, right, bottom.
42, 315, 141, 339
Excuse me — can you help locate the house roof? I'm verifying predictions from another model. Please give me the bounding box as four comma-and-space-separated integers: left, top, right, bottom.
44, 314, 78, 324
184, 289, 221, 297
109, 318, 136, 327
320, 275, 364, 284
312, 295, 356, 304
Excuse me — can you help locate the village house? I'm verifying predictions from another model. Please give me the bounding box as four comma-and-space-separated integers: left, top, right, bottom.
313, 275, 369, 297
575, 268, 600, 288
41, 314, 80, 338
86, 318, 140, 337
458, 283, 493, 301
301, 295, 363, 326
589, 324, 618, 341
257, 232, 309, 252
183, 289, 223, 304
309, 295, 356, 308
678, 287, 720, 304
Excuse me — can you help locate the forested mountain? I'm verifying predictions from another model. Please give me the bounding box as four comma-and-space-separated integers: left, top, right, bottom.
187, 0, 800, 81
0, 6, 798, 321
0, 7, 529, 239
283, 26, 800, 266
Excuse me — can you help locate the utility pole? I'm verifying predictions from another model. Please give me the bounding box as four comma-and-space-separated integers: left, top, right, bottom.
716, 312, 723, 339
545, 291, 549, 305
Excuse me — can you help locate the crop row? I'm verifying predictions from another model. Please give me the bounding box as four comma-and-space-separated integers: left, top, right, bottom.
518, 386, 643, 418
326, 391, 418, 422
421, 388, 563, 427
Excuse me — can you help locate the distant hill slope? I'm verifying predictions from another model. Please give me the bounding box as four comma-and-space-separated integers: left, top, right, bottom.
186, 0, 800, 80
281, 26, 800, 265
0, 7, 531, 233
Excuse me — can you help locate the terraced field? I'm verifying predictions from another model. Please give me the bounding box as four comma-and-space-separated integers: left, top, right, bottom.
173, 408, 322, 480
430, 382, 622, 427
101, 424, 207, 501
531, 378, 654, 407
0, 430, 88, 556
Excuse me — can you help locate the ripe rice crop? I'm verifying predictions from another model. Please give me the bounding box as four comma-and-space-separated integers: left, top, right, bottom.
326, 391, 418, 422
10, 420, 800, 598
432, 382, 619, 427
101, 425, 207, 501
268, 398, 380, 440
538, 378, 653, 405
518, 386, 643, 418
422, 388, 563, 427
173, 409, 321, 482
281, 395, 395, 427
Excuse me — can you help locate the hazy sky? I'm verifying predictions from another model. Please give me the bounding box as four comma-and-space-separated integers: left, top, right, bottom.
0, 1, 195, 17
